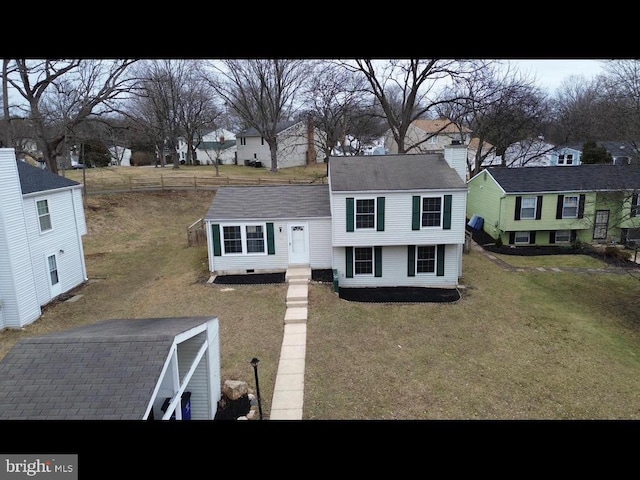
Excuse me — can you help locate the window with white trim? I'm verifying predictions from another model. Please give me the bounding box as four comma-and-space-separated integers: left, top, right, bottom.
422, 197, 442, 227
558, 154, 574, 165
514, 231, 530, 244
356, 199, 375, 229
354, 247, 373, 275
47, 254, 59, 286
416, 246, 436, 273
222, 224, 266, 255
562, 196, 579, 218
520, 197, 536, 219
555, 230, 571, 243
36, 199, 52, 232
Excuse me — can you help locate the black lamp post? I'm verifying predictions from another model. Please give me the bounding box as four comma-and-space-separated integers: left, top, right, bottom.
250, 357, 263, 420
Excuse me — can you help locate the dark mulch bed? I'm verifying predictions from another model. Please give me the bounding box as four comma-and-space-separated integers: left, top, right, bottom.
467, 225, 640, 268
339, 286, 460, 303
213, 272, 285, 285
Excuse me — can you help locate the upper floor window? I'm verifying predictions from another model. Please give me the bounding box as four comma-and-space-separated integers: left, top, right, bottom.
520, 197, 537, 219
558, 154, 574, 165
36, 199, 52, 232
428, 135, 438, 144
562, 196, 579, 218
240, 137, 246, 146
632, 194, 640, 217
356, 199, 375, 229
422, 197, 442, 227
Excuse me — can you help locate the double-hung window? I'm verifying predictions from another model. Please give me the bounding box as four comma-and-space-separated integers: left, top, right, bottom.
36, 199, 52, 232
554, 230, 571, 243
562, 196, 578, 218
520, 197, 536, 219
416, 246, 436, 273
222, 224, 266, 254
632, 194, 640, 217
356, 199, 375, 229
422, 197, 442, 227
354, 247, 373, 275
514, 231, 530, 244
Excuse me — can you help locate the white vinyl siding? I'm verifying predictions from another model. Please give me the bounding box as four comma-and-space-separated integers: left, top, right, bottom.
333, 244, 459, 288
332, 190, 467, 247
207, 218, 332, 274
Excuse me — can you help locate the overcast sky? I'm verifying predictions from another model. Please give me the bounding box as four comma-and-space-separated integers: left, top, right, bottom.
506, 59, 607, 93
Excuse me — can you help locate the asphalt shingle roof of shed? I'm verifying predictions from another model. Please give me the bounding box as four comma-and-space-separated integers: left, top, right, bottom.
205, 184, 331, 220
485, 164, 640, 193
16, 159, 80, 194
0, 316, 214, 420
329, 154, 467, 192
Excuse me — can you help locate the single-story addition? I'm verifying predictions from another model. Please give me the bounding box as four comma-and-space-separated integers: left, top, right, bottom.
205, 143, 469, 291
466, 164, 640, 246
0, 149, 88, 330
0, 316, 221, 420
204, 184, 332, 275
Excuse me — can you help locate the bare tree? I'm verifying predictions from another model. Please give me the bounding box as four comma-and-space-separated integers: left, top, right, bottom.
440, 60, 550, 176
3, 59, 138, 174
202, 59, 313, 172
336, 59, 483, 153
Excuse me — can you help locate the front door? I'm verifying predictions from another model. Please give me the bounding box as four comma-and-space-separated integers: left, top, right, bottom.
288, 222, 309, 265
47, 253, 62, 298
593, 210, 610, 240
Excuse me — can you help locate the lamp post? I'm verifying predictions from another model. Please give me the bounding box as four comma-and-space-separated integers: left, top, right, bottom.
250, 357, 263, 420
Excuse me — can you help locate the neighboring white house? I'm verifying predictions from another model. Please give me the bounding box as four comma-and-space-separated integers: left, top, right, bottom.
385, 118, 472, 155
0, 149, 88, 329
235, 120, 324, 169
194, 128, 237, 165
204, 143, 468, 291
109, 145, 132, 166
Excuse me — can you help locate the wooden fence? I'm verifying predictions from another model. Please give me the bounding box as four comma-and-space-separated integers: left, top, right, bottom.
187, 218, 207, 247
83, 174, 327, 194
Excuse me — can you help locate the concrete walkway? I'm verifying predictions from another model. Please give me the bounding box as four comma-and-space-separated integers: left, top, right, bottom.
269, 265, 310, 420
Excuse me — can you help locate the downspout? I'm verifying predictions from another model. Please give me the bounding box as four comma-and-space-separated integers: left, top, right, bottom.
71, 187, 88, 281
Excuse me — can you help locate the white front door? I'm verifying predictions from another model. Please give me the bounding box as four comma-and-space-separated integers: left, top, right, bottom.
47, 253, 62, 298
288, 222, 309, 265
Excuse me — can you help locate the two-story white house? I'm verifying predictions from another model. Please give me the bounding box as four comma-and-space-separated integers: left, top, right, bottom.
235, 120, 324, 169
204, 143, 468, 292
0, 149, 88, 329
385, 118, 472, 155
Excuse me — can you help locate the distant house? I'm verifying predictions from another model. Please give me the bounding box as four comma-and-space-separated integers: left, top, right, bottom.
235, 120, 324, 169
384, 118, 472, 155
550, 145, 583, 166
0, 149, 88, 329
551, 141, 640, 166
466, 164, 640, 247
109, 145, 132, 166
0, 316, 222, 420
205, 143, 469, 290
194, 128, 237, 165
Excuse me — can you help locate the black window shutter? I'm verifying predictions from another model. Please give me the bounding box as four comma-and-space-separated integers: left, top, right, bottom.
633, 194, 639, 217
549, 231, 556, 244
514, 196, 522, 220
407, 245, 415, 276
436, 244, 445, 276
570, 230, 577, 242
530, 231, 536, 244
578, 194, 585, 218
266, 222, 275, 255
556, 195, 564, 219
346, 198, 354, 232
374, 246, 382, 277
377, 197, 385, 231
345, 247, 353, 278
412, 196, 420, 230
443, 195, 452, 230
509, 232, 515, 244
212, 224, 221, 256
536, 196, 543, 220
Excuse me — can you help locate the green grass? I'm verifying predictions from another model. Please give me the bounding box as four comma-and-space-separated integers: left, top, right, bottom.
2, 190, 640, 420
491, 253, 608, 268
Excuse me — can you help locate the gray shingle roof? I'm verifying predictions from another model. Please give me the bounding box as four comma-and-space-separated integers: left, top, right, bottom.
329, 154, 467, 192
16, 160, 80, 195
485, 164, 640, 193
237, 121, 298, 137
205, 184, 331, 221
0, 316, 215, 420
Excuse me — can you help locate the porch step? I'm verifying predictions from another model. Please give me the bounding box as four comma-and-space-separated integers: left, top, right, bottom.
286, 265, 311, 283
